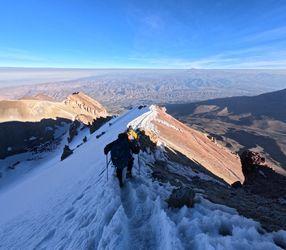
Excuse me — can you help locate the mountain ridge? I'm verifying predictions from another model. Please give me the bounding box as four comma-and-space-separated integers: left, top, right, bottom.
1, 69, 286, 112
167, 88, 286, 122
130, 105, 244, 185
0, 91, 108, 124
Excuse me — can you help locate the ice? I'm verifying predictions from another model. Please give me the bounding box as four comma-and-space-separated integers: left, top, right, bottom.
0, 106, 284, 249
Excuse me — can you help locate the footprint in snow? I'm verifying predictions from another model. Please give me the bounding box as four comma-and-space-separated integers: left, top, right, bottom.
34, 228, 56, 249
79, 213, 96, 228
72, 193, 85, 205
84, 185, 92, 191
64, 207, 74, 215
64, 210, 76, 222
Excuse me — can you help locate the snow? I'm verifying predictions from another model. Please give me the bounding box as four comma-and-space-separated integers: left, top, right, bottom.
0, 123, 69, 191
128, 105, 158, 134
155, 118, 182, 132
167, 159, 225, 185
0, 106, 285, 249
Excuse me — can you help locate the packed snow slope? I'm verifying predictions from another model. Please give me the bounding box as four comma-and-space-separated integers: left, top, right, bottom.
0, 92, 108, 124
0, 106, 284, 249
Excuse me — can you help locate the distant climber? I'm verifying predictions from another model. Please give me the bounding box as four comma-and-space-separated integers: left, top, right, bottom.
104, 127, 140, 187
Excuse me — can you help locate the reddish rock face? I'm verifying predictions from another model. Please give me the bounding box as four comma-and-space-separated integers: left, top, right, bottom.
167, 187, 195, 208
140, 106, 244, 185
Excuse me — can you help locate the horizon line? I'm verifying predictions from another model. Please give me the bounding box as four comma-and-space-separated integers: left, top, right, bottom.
1, 66, 286, 71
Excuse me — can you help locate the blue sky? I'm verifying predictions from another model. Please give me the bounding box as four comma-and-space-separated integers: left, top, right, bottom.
0, 0, 286, 69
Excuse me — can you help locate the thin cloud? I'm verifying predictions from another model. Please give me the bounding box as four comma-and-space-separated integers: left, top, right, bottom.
243, 26, 286, 43
127, 45, 286, 69
143, 15, 164, 30
0, 48, 44, 63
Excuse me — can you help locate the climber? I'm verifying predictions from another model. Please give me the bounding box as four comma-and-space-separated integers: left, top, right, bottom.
104, 127, 140, 187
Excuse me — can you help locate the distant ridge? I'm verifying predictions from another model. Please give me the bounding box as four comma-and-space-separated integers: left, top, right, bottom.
167, 88, 286, 122
166, 88, 286, 174
20, 93, 55, 102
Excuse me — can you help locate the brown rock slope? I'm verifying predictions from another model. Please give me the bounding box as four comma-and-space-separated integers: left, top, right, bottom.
138, 106, 244, 185
63, 92, 108, 124
0, 92, 108, 124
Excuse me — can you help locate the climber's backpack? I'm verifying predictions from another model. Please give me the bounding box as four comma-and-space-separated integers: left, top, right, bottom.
110, 137, 131, 170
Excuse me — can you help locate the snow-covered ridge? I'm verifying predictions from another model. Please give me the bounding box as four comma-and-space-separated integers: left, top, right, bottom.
130, 105, 244, 185
0, 106, 285, 249
128, 105, 158, 132
128, 105, 181, 136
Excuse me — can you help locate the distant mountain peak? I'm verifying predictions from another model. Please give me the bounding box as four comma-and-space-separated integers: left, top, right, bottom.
63, 91, 108, 124
0, 92, 108, 124
20, 93, 55, 102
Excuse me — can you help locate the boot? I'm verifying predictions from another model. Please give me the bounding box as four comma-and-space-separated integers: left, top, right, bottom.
126, 170, 133, 178
116, 168, 123, 187
127, 158, 133, 178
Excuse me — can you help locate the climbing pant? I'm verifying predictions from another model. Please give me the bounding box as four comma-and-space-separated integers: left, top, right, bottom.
116, 158, 134, 187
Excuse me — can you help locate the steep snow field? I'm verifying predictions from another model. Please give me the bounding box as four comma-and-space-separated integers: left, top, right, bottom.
0, 107, 285, 249
0, 124, 69, 191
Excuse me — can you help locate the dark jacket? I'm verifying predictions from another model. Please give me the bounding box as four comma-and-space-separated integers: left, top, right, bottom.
104, 133, 140, 169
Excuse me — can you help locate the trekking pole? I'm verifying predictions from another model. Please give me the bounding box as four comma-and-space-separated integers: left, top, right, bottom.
138, 154, 141, 176
106, 154, 109, 181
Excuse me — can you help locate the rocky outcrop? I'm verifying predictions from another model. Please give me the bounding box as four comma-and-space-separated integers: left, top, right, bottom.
231, 181, 242, 188
240, 150, 286, 199
61, 145, 73, 161
89, 116, 112, 134
240, 150, 265, 177
167, 187, 195, 208
63, 92, 108, 124
67, 120, 81, 143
